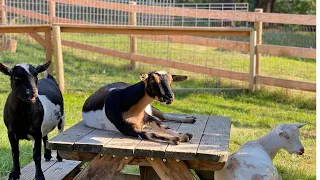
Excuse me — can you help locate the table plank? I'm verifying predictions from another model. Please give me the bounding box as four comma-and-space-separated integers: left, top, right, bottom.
47, 121, 95, 151
20, 158, 57, 180
196, 116, 231, 162
43, 160, 82, 180
102, 133, 143, 156
74, 129, 118, 153
165, 115, 209, 160
134, 120, 182, 158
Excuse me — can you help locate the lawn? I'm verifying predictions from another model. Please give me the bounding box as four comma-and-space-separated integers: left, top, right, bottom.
0, 33, 316, 179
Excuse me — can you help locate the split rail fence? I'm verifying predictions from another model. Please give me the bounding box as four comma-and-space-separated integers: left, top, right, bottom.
0, 0, 316, 92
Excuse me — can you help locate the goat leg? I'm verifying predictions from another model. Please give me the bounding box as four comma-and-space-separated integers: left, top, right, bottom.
151, 107, 196, 124
145, 113, 193, 142
33, 137, 45, 180
8, 133, 20, 180
136, 129, 180, 145
42, 135, 52, 162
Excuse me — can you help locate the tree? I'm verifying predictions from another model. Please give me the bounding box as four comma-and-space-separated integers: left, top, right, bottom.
254, 0, 276, 13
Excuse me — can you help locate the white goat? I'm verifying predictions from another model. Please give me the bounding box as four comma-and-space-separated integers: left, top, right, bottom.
215, 123, 306, 180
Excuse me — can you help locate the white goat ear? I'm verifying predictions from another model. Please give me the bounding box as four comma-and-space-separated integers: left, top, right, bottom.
140, 73, 148, 81
295, 123, 307, 129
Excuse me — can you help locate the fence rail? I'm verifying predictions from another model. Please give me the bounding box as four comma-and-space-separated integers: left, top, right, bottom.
0, 1, 316, 93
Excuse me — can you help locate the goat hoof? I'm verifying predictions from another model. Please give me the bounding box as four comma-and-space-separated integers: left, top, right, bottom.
8, 171, 20, 180
35, 173, 45, 180
170, 137, 180, 145
185, 133, 193, 140
44, 154, 52, 162
185, 116, 196, 124
179, 133, 193, 142
56, 157, 63, 162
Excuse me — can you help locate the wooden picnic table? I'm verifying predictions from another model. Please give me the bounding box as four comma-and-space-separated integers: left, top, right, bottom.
47, 114, 231, 180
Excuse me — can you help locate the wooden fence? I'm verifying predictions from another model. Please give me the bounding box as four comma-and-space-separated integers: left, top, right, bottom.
0, 0, 316, 93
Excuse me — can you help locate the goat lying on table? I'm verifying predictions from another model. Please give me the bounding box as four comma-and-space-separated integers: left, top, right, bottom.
215, 123, 306, 180
0, 61, 64, 180
82, 71, 196, 145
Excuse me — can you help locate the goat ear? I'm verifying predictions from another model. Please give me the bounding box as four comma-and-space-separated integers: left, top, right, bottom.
0, 63, 12, 76
295, 123, 307, 129
172, 75, 188, 82
277, 129, 284, 136
36, 61, 51, 73
140, 73, 148, 81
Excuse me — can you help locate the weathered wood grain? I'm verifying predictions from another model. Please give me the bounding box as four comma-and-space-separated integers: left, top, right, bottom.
58, 150, 97, 161
43, 160, 82, 180
197, 116, 231, 162
140, 166, 161, 180
256, 75, 316, 92
165, 115, 209, 160
47, 121, 95, 151
74, 154, 133, 180
147, 158, 195, 180
74, 129, 118, 153
20, 159, 56, 180
102, 133, 143, 156
130, 157, 225, 171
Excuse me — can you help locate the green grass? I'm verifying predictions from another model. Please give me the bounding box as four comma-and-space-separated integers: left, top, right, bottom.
0, 91, 315, 179
0, 33, 316, 179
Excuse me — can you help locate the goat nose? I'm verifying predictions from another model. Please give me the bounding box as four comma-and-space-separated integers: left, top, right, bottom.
300, 148, 305, 154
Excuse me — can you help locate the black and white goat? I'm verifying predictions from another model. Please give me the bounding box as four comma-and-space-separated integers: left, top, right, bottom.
0, 61, 64, 180
82, 71, 196, 145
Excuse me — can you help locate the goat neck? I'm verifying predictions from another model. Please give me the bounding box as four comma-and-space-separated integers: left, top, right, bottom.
257, 130, 282, 160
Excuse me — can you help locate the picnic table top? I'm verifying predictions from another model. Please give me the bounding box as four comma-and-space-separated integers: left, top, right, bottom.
47, 114, 231, 162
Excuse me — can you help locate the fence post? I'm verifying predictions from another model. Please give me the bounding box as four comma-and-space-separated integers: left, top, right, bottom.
1, 0, 6, 25
49, 0, 55, 24
249, 30, 257, 91
53, 26, 65, 93
129, 1, 137, 69
254, 8, 263, 76
45, 29, 53, 74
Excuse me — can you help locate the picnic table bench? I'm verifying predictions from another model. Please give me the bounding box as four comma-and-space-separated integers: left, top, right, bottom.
47, 114, 231, 180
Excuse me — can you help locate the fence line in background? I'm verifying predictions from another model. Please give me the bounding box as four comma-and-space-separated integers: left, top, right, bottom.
0, 1, 316, 93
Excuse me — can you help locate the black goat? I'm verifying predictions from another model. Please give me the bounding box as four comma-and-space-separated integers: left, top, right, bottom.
82, 71, 196, 145
0, 61, 64, 180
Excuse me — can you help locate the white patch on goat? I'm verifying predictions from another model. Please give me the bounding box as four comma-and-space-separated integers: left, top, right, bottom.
145, 105, 152, 116
38, 95, 63, 137
109, 88, 116, 92
16, 64, 31, 74
83, 105, 119, 132
155, 70, 168, 75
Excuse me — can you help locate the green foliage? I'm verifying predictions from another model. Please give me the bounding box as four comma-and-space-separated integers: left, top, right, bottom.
271, 0, 316, 14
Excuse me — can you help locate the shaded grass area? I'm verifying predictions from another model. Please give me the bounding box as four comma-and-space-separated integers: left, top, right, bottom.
0, 90, 315, 179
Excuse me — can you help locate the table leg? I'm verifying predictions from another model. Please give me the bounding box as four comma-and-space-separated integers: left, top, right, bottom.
146, 158, 195, 180
73, 154, 133, 180
195, 170, 215, 180
139, 166, 161, 180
